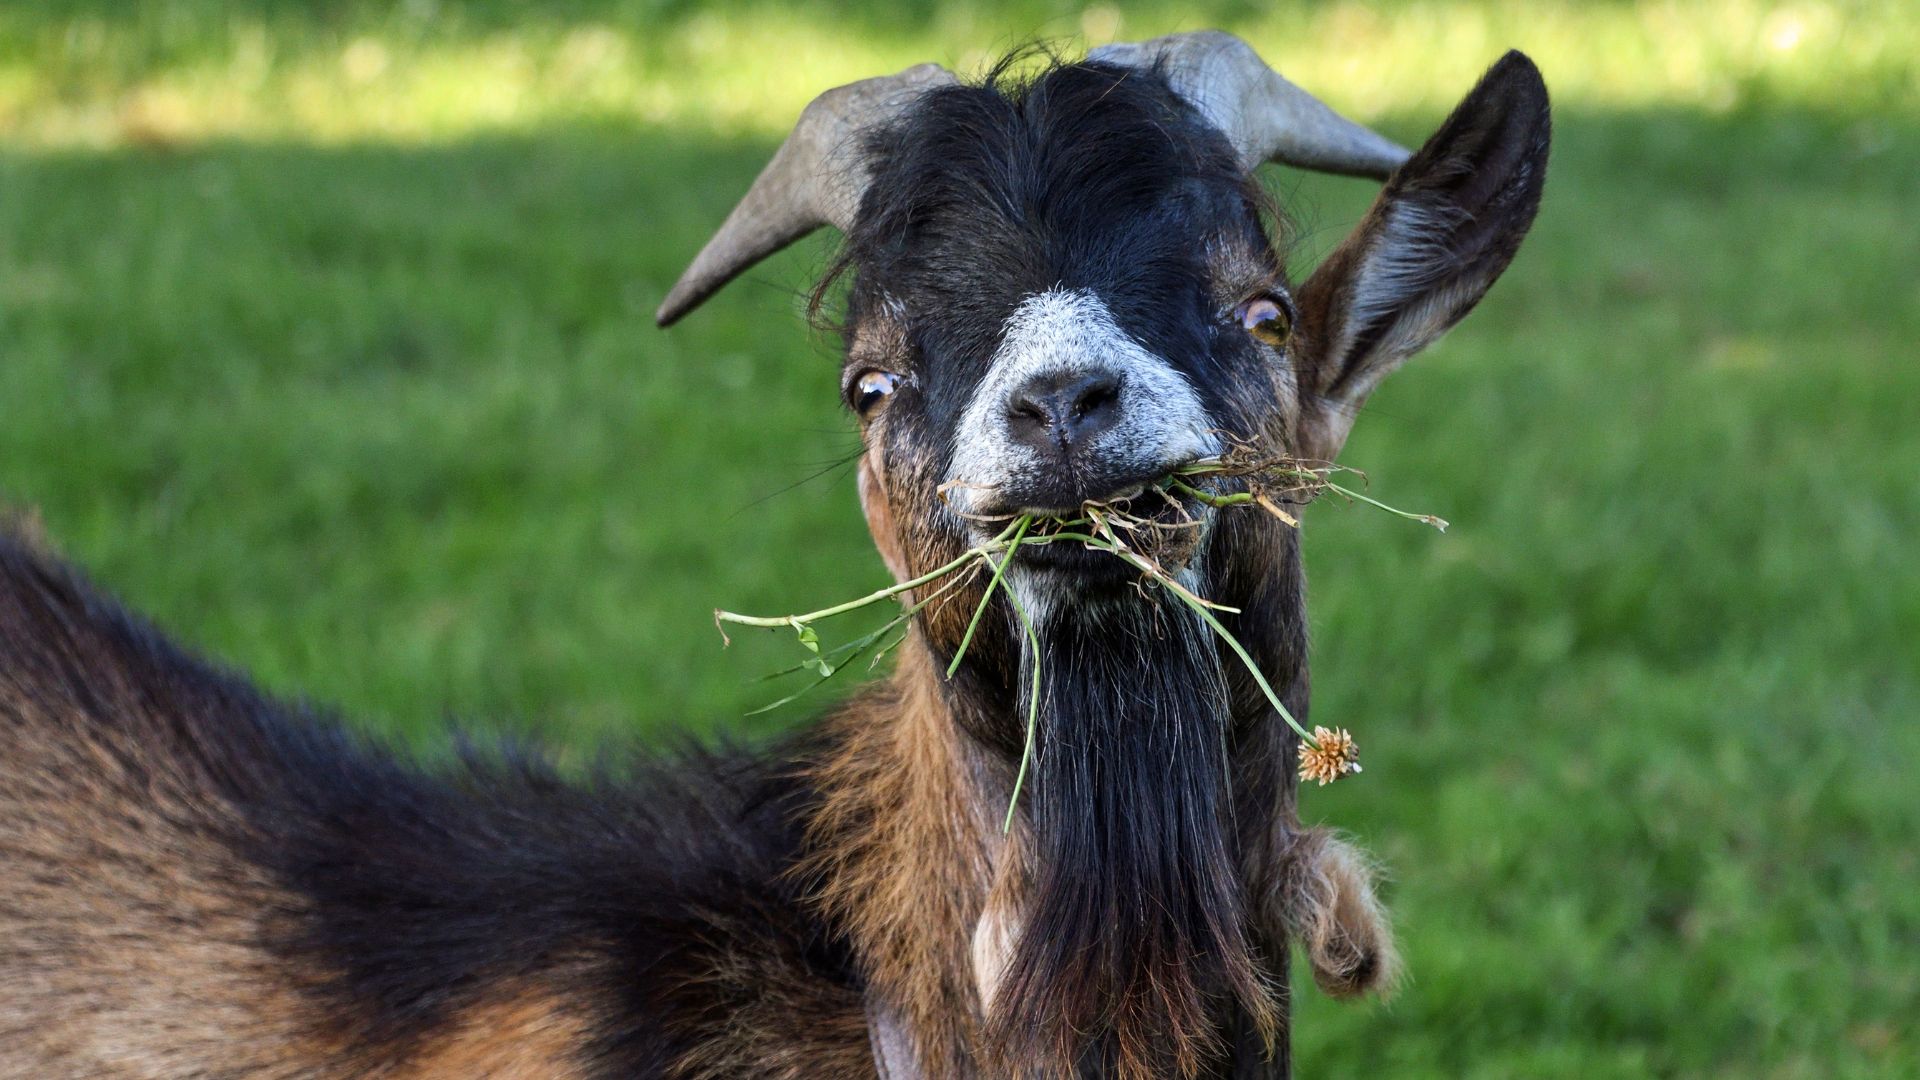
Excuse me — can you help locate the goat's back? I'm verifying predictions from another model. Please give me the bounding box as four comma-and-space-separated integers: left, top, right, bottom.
0, 532, 869, 1078
0, 533, 349, 1075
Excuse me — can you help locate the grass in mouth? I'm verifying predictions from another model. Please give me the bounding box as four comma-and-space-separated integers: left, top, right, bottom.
716, 446, 1442, 827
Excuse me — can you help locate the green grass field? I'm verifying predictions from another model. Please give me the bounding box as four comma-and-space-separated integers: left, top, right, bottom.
1, 1, 1915, 1075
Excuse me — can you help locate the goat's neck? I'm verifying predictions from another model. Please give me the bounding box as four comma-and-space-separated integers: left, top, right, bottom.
803, 639, 1002, 1078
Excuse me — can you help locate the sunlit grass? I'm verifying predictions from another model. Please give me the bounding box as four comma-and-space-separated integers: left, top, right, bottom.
0, 0, 1912, 148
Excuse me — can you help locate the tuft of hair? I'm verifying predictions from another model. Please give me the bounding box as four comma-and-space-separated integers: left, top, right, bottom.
1280, 828, 1402, 999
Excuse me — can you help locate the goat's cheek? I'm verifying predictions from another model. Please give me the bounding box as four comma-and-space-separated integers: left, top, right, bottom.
857, 450, 913, 585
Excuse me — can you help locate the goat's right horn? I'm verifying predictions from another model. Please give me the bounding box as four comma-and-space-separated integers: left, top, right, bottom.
1090, 31, 1409, 181
656, 63, 955, 327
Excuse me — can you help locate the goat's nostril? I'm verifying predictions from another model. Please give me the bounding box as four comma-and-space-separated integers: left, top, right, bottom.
1008, 397, 1049, 425
1070, 375, 1120, 421
1004, 370, 1125, 453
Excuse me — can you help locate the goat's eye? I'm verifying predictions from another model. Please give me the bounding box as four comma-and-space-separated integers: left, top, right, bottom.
1237, 295, 1294, 348
852, 370, 900, 415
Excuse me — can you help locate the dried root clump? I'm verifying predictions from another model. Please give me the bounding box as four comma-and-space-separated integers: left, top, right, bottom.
1171, 441, 1449, 533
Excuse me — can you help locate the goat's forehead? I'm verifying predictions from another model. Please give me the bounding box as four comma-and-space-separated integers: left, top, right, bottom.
852, 156, 1252, 366
850, 67, 1260, 313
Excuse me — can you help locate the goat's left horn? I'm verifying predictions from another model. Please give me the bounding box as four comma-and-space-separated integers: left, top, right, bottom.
656, 63, 955, 327
1090, 31, 1409, 180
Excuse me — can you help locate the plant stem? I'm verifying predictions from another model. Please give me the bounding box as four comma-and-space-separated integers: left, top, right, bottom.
1324, 481, 1449, 532
1102, 545, 1242, 613
718, 455, 1450, 777
1167, 477, 1254, 507
947, 515, 1030, 678
999, 557, 1043, 834
744, 564, 979, 714
1166, 584, 1321, 750
715, 518, 1021, 632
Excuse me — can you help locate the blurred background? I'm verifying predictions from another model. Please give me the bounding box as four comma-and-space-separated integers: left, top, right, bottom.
0, 0, 1914, 1074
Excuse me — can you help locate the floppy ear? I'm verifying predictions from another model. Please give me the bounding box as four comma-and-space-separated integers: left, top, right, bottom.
1294, 51, 1550, 461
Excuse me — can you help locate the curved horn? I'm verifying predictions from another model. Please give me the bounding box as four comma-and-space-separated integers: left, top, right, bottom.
656, 63, 955, 327
1090, 31, 1409, 180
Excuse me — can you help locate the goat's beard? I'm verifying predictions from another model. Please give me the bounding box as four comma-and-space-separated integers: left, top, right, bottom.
983, 577, 1278, 1079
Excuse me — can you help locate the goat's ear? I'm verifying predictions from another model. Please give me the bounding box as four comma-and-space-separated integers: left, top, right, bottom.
1294, 51, 1549, 461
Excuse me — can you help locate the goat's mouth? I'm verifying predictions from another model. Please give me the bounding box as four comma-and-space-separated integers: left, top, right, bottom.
947, 459, 1204, 521
963, 477, 1215, 582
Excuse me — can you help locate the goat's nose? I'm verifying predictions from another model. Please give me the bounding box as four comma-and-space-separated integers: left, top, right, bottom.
1005, 370, 1123, 455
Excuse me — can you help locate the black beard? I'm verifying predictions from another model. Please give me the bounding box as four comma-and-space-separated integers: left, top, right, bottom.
985, 583, 1275, 1077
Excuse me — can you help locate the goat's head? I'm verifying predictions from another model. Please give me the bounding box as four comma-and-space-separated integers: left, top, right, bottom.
660, 32, 1549, 1077
660, 33, 1546, 605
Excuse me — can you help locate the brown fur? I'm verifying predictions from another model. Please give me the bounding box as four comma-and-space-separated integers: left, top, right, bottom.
832, 453, 1396, 1078
0, 512, 1392, 1080
0, 587, 341, 1077
827, 291, 1395, 1079
665, 921, 874, 1080
0, 48, 1550, 1078
0, 535, 869, 1079
798, 644, 996, 1078
394, 984, 590, 1079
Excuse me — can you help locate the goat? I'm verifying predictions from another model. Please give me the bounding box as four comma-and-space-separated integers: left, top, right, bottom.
0, 33, 1549, 1079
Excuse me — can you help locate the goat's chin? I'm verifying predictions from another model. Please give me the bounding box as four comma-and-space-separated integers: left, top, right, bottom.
984, 579, 1274, 1079
1009, 540, 1211, 601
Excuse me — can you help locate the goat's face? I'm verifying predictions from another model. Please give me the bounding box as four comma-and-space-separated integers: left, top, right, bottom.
839, 62, 1295, 588
828, 52, 1548, 605
658, 33, 1549, 608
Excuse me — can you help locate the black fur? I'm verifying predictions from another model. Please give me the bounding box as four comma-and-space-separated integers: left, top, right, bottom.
990, 593, 1273, 1075
824, 56, 1316, 1076
1310, 50, 1551, 404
